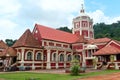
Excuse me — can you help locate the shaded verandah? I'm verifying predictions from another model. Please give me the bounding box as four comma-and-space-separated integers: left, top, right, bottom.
0, 47, 17, 71
93, 41, 120, 70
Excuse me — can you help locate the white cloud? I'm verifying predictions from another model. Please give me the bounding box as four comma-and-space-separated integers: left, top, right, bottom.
0, 0, 21, 40
29, 0, 83, 29
88, 10, 120, 24
1, 0, 120, 41
0, 19, 17, 29
38, 0, 81, 13
0, 0, 21, 17
0, 19, 18, 40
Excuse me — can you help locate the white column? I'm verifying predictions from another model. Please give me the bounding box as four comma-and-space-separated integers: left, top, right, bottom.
114, 55, 117, 61
21, 48, 25, 67
71, 51, 74, 60
42, 51, 44, 69
64, 51, 66, 68
82, 50, 86, 67
46, 49, 51, 69
56, 50, 59, 69
32, 49, 35, 70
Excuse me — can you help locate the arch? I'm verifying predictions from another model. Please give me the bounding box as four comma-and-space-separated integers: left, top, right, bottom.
26, 51, 33, 60
36, 52, 42, 60
17, 52, 21, 60
52, 53, 56, 61
74, 54, 81, 61
67, 54, 72, 61
59, 53, 64, 62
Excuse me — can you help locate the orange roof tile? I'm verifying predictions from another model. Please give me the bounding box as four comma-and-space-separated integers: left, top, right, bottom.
75, 35, 88, 43
0, 47, 17, 57
35, 24, 84, 43
88, 37, 111, 44
0, 40, 8, 49
93, 45, 120, 55
13, 29, 41, 48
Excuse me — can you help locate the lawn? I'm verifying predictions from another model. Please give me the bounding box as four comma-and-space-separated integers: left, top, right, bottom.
0, 70, 120, 80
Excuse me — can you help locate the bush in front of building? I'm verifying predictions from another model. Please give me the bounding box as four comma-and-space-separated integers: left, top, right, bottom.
70, 59, 80, 76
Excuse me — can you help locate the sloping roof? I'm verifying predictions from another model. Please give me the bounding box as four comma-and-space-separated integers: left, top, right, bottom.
35, 24, 85, 43
0, 40, 8, 49
12, 29, 41, 48
75, 35, 88, 43
88, 37, 111, 44
93, 45, 120, 56
0, 47, 17, 57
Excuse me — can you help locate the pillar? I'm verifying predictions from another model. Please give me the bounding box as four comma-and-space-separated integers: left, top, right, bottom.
64, 51, 66, 68
21, 48, 25, 67
32, 49, 35, 70
56, 50, 59, 69
82, 50, 86, 67
46, 49, 51, 69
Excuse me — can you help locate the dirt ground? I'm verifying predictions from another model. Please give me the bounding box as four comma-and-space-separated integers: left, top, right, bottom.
78, 72, 120, 80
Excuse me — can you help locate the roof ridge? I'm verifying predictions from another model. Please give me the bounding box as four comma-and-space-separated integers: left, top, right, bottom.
13, 29, 41, 48
35, 24, 79, 43
36, 23, 74, 35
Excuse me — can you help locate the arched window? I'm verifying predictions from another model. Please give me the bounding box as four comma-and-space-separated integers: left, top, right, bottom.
67, 54, 72, 61
27, 52, 32, 60
52, 53, 56, 61
75, 55, 80, 61
60, 54, 64, 61
36, 53, 42, 60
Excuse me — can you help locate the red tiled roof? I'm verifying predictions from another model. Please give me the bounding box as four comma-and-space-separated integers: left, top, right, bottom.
0, 47, 17, 57
0, 40, 8, 49
35, 24, 85, 43
88, 37, 111, 44
12, 29, 41, 48
75, 35, 88, 43
93, 45, 120, 56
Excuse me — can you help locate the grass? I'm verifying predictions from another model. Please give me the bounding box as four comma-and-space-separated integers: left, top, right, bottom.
0, 70, 120, 80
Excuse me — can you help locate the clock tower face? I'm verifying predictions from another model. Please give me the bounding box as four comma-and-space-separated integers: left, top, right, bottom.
72, 4, 94, 40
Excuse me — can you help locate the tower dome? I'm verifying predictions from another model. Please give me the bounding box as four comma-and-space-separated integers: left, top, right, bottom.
72, 3, 94, 40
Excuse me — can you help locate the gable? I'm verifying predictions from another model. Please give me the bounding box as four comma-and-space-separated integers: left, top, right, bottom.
13, 29, 41, 48
107, 40, 120, 49
33, 24, 85, 44
94, 40, 120, 56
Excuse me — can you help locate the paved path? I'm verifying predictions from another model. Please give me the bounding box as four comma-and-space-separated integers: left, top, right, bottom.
79, 72, 120, 80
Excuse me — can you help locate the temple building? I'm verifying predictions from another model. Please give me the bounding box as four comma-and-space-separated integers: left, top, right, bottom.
0, 3, 120, 71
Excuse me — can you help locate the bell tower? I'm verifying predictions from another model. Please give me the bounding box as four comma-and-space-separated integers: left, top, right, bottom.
72, 1, 94, 40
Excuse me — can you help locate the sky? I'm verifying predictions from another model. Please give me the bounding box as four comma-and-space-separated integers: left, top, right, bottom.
0, 0, 120, 40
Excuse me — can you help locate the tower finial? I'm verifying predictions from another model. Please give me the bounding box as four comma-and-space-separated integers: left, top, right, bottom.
80, 0, 85, 13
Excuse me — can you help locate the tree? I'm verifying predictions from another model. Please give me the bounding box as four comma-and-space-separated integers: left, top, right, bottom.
56, 26, 72, 33
5, 39, 17, 47
94, 21, 120, 41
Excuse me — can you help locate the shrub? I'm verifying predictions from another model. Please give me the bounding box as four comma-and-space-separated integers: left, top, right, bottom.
70, 59, 80, 76
70, 65, 80, 75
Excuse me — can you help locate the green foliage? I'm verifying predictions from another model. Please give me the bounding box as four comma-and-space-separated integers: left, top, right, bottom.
94, 21, 120, 41
56, 26, 72, 33
57, 21, 120, 41
93, 57, 98, 67
70, 65, 80, 76
5, 39, 17, 47
70, 59, 80, 76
